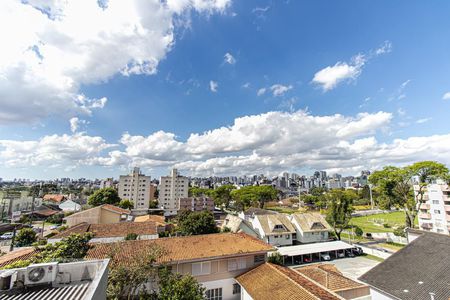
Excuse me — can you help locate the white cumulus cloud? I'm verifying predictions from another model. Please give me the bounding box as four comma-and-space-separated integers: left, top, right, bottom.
224, 52, 236, 64
270, 84, 293, 97
0, 0, 230, 124
209, 80, 218, 92
442, 92, 450, 100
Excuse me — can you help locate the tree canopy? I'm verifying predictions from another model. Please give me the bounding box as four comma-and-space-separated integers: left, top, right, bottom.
230, 185, 277, 210
88, 187, 121, 206
14, 228, 37, 247
177, 210, 218, 235
325, 190, 355, 240
118, 199, 134, 210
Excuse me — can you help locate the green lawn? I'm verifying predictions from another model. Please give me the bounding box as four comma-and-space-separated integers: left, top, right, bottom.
361, 254, 385, 262
350, 211, 417, 233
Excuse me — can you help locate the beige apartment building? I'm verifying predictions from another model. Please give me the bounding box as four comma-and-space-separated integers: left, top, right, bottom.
64, 204, 131, 227
118, 167, 151, 210
415, 183, 450, 234
179, 196, 214, 212
158, 168, 188, 216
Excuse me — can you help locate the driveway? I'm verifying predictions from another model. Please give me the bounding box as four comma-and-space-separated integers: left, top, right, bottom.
330, 256, 380, 280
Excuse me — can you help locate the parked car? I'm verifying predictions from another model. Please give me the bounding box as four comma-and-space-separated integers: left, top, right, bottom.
50, 225, 59, 230
354, 247, 364, 255
377, 248, 390, 253
303, 256, 313, 263
366, 233, 373, 239
345, 250, 355, 257
0, 232, 13, 240
337, 252, 345, 258
320, 253, 331, 261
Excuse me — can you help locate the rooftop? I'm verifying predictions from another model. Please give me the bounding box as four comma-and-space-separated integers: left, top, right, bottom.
0, 259, 108, 300
0, 248, 38, 268
359, 232, 450, 300
43, 194, 65, 203
255, 214, 296, 235
86, 233, 274, 266
134, 214, 166, 225
277, 241, 354, 257
243, 208, 278, 216
295, 264, 366, 292
236, 262, 344, 300
64, 204, 130, 220
291, 213, 332, 232
51, 221, 158, 240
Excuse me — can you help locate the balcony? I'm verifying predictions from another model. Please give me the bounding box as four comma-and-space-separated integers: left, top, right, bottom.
446, 214, 450, 222
445, 205, 450, 212
418, 203, 430, 210
418, 213, 431, 219
421, 223, 433, 230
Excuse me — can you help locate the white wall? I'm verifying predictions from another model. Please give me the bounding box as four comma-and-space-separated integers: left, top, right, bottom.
291, 218, 328, 243
370, 288, 395, 300
240, 287, 253, 300
202, 278, 240, 300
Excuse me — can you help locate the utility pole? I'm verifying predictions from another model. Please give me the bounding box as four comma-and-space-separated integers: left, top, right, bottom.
9, 224, 17, 252
369, 184, 374, 210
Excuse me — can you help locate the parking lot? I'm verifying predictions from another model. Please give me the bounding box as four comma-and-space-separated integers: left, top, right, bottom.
324, 257, 380, 280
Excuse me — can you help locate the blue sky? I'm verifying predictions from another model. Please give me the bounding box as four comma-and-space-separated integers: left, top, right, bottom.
1, 0, 450, 180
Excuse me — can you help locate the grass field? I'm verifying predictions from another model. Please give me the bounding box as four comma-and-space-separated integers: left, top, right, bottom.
350, 211, 417, 233
361, 254, 385, 262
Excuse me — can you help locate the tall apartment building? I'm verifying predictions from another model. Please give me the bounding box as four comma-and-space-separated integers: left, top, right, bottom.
415, 183, 450, 234
118, 167, 151, 210
158, 168, 188, 216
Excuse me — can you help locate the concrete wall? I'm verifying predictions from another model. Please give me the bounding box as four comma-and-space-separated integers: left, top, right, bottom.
240, 287, 253, 300
357, 245, 391, 259
371, 232, 407, 244
337, 286, 371, 299
65, 206, 102, 227
369, 288, 395, 300
99, 208, 122, 224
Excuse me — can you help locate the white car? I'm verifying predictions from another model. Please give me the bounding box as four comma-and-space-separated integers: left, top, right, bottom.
320, 253, 331, 261
0, 232, 13, 240
337, 252, 345, 258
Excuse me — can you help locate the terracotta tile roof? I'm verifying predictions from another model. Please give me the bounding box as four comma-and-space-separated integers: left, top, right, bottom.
236, 263, 344, 300
134, 215, 166, 225
291, 213, 332, 232
255, 214, 296, 235
43, 194, 65, 203
295, 264, 366, 292
51, 221, 158, 239
33, 208, 59, 217
86, 233, 274, 267
0, 248, 38, 268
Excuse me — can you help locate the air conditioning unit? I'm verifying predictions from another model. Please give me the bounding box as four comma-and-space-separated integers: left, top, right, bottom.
25, 262, 58, 286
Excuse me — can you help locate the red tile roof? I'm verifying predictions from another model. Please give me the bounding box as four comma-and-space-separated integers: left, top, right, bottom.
101, 204, 130, 214
0, 248, 38, 268
86, 233, 274, 267
43, 194, 65, 203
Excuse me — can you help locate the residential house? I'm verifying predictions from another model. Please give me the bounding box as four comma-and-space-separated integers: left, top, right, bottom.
63, 204, 131, 227
289, 213, 332, 243
86, 233, 274, 300
221, 214, 259, 238
43, 194, 66, 205
251, 214, 296, 246
238, 208, 278, 222
295, 264, 370, 299
236, 262, 345, 300
48, 221, 159, 243
359, 231, 450, 300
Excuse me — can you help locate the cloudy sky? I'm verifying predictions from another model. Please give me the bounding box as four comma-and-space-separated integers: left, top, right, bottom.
1, 0, 450, 180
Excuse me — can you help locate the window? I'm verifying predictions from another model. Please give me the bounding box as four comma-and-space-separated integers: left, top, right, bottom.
274, 224, 284, 230
432, 200, 439, 204
205, 288, 222, 300
232, 283, 241, 294
228, 258, 246, 271
434, 210, 441, 214
192, 262, 211, 276
254, 254, 265, 263
286, 234, 290, 239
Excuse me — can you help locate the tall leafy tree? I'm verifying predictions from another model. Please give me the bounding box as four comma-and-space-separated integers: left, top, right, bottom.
118, 199, 134, 210
158, 268, 205, 300
210, 185, 235, 209
230, 185, 277, 210
326, 190, 355, 240
14, 228, 37, 247
88, 187, 121, 206
177, 210, 218, 235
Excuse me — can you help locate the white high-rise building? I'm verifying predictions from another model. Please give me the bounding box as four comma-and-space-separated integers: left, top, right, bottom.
158, 168, 189, 216
118, 167, 151, 210
415, 183, 450, 234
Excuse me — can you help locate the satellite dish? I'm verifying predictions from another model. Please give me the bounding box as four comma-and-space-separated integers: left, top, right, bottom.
28, 267, 46, 282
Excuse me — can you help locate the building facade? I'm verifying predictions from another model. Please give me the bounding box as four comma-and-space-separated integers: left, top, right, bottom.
179, 197, 214, 212
158, 169, 188, 216
415, 183, 450, 234
118, 167, 151, 210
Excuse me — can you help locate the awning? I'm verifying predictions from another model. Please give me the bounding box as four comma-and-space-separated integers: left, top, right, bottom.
276, 241, 355, 257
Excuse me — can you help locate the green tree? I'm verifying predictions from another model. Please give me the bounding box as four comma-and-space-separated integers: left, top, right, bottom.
118, 199, 134, 210
14, 228, 37, 247
210, 185, 235, 209
125, 233, 138, 240
188, 187, 212, 197
37, 233, 93, 262
268, 252, 283, 265
230, 185, 277, 210
326, 190, 355, 240
158, 268, 205, 300
88, 187, 121, 206
177, 210, 218, 235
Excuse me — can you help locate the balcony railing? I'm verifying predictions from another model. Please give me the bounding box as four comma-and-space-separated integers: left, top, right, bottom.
418, 213, 431, 219
418, 203, 430, 210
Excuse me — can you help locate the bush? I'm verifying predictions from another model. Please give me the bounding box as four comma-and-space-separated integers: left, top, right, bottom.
383, 223, 391, 228
221, 226, 231, 233
125, 233, 138, 240
393, 225, 406, 237
47, 213, 64, 224
354, 226, 363, 237
268, 252, 283, 265
14, 228, 37, 247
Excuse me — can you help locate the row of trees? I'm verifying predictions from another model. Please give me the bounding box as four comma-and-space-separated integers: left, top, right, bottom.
87, 187, 135, 209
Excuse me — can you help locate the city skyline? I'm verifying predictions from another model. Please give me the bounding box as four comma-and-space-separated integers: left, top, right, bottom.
1, 0, 450, 179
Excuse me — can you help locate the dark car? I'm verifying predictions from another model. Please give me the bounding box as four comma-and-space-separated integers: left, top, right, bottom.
345, 250, 355, 257
354, 247, 364, 255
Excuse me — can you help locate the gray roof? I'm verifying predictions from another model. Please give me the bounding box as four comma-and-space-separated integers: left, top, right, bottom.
359, 232, 450, 300
255, 214, 296, 235
0, 282, 91, 300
